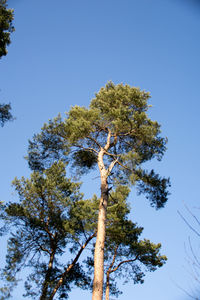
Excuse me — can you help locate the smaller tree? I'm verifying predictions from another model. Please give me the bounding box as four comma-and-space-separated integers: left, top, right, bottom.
0, 161, 97, 300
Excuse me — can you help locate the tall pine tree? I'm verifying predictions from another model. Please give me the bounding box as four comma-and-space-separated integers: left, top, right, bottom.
27, 82, 170, 300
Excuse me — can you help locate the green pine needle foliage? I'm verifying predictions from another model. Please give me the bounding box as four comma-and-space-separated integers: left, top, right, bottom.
28, 82, 170, 209
1, 162, 96, 299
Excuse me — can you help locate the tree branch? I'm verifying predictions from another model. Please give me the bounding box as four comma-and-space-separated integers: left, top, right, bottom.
107, 246, 118, 273
86, 136, 102, 150
75, 143, 99, 154
48, 231, 97, 300
178, 211, 200, 238
110, 256, 139, 274
116, 160, 133, 172
104, 129, 112, 151
107, 159, 118, 176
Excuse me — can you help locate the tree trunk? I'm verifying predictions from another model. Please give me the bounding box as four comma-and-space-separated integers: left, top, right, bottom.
105, 246, 118, 300
105, 271, 110, 300
92, 178, 108, 300
40, 251, 55, 300
92, 149, 108, 300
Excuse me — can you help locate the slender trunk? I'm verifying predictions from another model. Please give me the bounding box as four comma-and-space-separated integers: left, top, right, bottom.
92, 149, 108, 300
105, 255, 138, 300
105, 271, 110, 300
48, 232, 96, 300
105, 246, 118, 300
92, 130, 117, 300
40, 251, 55, 300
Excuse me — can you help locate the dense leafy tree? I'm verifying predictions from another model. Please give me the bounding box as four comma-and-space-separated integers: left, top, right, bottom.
0, 0, 14, 58
27, 82, 170, 300
0, 162, 96, 299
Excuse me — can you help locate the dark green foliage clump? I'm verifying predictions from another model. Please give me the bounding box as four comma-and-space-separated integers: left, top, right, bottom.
0, 0, 14, 58
72, 150, 97, 172
0, 103, 14, 127
106, 186, 167, 281
27, 117, 69, 171
136, 169, 171, 209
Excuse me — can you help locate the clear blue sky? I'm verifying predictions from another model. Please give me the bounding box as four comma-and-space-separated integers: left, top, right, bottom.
1, 0, 200, 299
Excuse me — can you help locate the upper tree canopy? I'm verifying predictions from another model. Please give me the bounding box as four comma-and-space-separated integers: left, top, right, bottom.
28, 82, 170, 209
0, 0, 14, 58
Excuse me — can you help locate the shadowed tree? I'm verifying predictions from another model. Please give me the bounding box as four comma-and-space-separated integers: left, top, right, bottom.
0, 161, 97, 300
27, 82, 170, 300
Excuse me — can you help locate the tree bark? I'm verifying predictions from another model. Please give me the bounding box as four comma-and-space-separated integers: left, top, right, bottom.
92, 149, 108, 300
105, 271, 110, 300
105, 246, 118, 300
40, 250, 55, 300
